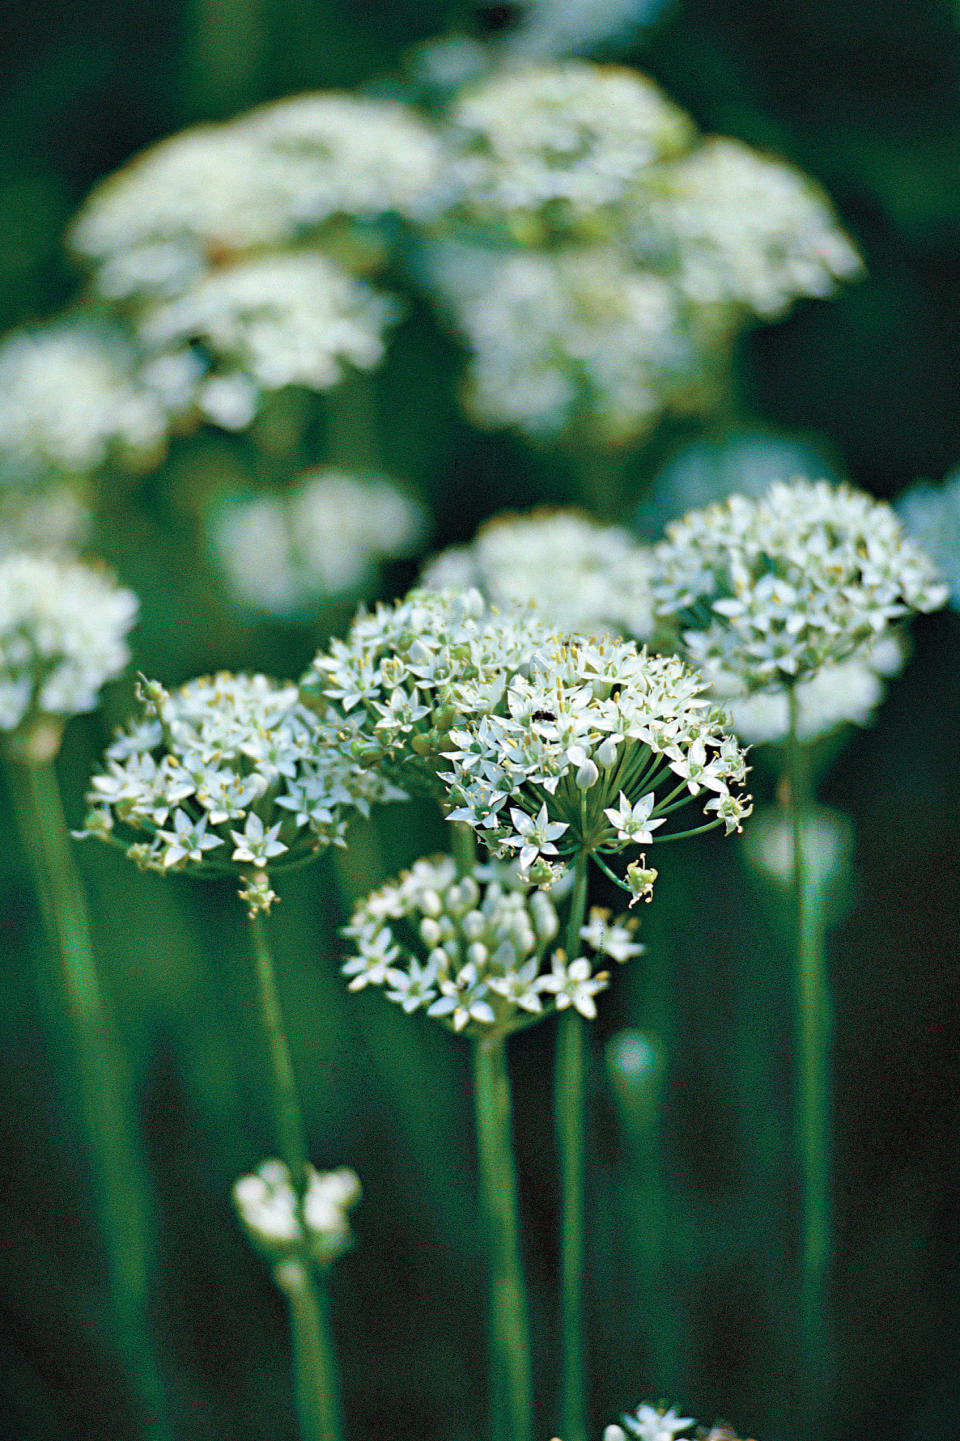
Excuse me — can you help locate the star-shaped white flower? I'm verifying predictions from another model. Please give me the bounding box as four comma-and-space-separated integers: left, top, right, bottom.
504, 803, 569, 873
229, 812, 288, 865
603, 791, 666, 844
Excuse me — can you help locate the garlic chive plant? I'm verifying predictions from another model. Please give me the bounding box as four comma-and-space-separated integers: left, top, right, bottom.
441, 632, 750, 1441
0, 552, 170, 1440
342, 854, 643, 1441
83, 670, 391, 1441
650, 477, 947, 1420
234, 1161, 361, 1441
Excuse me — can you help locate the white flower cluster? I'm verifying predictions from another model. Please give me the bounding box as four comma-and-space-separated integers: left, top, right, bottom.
70, 94, 442, 303
84, 671, 397, 912
233, 1159, 360, 1268
604, 1401, 753, 1441
421, 241, 707, 445
421, 508, 654, 640
651, 479, 948, 693
0, 316, 173, 482
343, 854, 642, 1034
139, 253, 402, 431
208, 469, 429, 619
301, 587, 557, 799
636, 137, 863, 320
0, 553, 137, 736
896, 467, 960, 610
428, 63, 693, 243
443, 636, 751, 894
418, 61, 860, 443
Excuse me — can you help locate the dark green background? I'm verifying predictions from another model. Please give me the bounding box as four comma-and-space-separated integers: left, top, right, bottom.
2, 4, 959, 1439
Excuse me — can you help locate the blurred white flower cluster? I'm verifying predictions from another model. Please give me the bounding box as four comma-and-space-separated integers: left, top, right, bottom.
301, 587, 558, 799
427, 63, 693, 243
419, 60, 861, 444
0, 553, 137, 739
421, 507, 654, 639
208, 469, 429, 618
342, 854, 642, 1034
0, 316, 174, 483
651, 479, 947, 695
420, 241, 708, 444
139, 253, 402, 431
233, 1159, 360, 1268
896, 466, 960, 610
70, 94, 442, 302
443, 636, 751, 893
84, 671, 399, 912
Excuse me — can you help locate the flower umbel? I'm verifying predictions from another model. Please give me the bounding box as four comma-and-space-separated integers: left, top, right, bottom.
82, 671, 397, 911
0, 553, 137, 743
443, 635, 751, 890
342, 855, 639, 1037
651, 478, 947, 694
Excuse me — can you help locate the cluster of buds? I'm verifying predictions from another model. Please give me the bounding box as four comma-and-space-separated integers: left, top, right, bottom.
233, 1159, 361, 1270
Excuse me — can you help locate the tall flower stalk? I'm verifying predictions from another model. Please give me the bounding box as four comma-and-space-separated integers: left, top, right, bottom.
473, 1032, 534, 1441
785, 687, 831, 1408
0, 553, 169, 1440
82, 668, 386, 1441
650, 477, 948, 1423
246, 911, 346, 1441
555, 852, 589, 1441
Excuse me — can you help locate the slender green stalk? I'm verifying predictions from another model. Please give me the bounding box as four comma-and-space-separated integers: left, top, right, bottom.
6, 748, 170, 1441
451, 818, 477, 877
277, 1260, 345, 1441
555, 851, 590, 1441
473, 1034, 534, 1441
785, 689, 833, 1421
247, 902, 343, 1441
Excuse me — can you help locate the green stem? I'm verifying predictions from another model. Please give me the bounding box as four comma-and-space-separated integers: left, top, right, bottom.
7, 752, 171, 1441
247, 903, 343, 1441
555, 852, 590, 1441
473, 1035, 534, 1441
451, 819, 477, 878
786, 689, 833, 1423
277, 1260, 345, 1441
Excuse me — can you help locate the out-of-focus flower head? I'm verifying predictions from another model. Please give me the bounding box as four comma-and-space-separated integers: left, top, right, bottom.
342, 854, 642, 1034
233, 1159, 360, 1268
0, 316, 175, 483
443, 635, 751, 892
651, 479, 947, 694
300, 587, 557, 800
0, 553, 137, 746
421, 241, 708, 445
636, 137, 863, 319
896, 466, 960, 610
427, 62, 693, 244
82, 671, 400, 913
138, 253, 402, 432
421, 507, 654, 640
69, 95, 442, 303
208, 470, 430, 620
